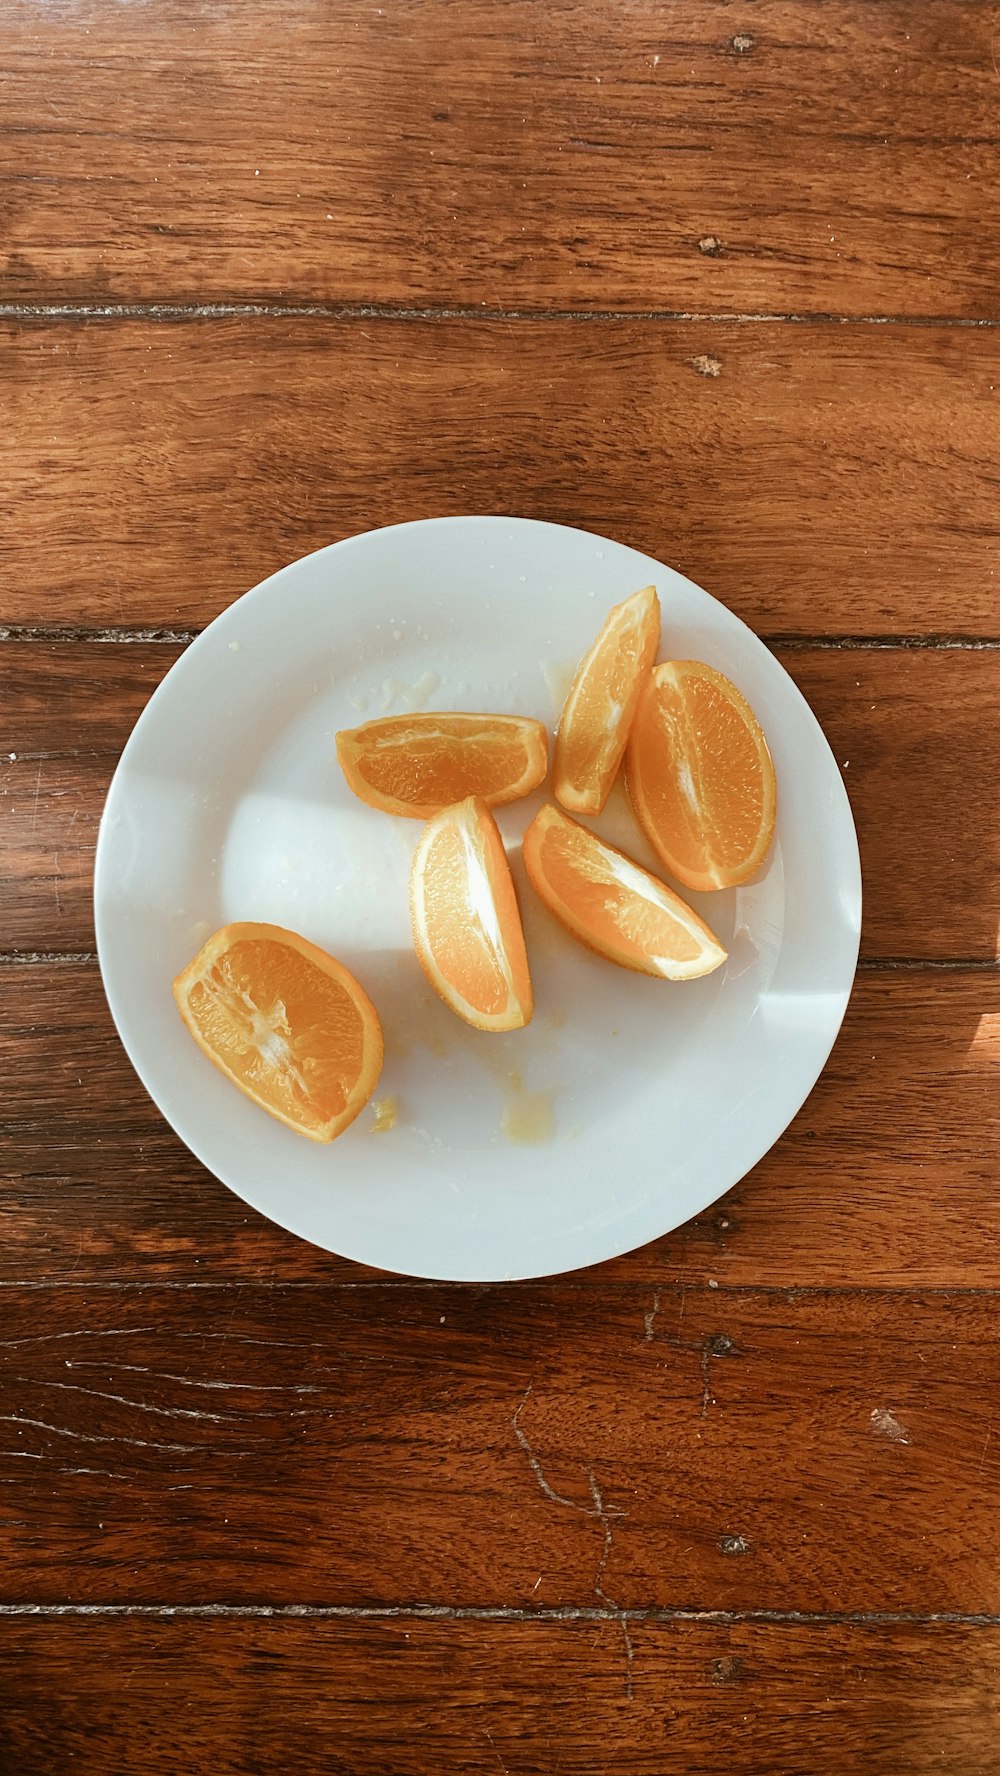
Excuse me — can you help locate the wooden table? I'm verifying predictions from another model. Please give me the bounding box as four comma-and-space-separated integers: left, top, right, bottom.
2, 2, 998, 1769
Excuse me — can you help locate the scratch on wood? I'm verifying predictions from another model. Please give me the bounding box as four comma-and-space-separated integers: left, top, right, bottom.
70, 1361, 321, 1395
59, 1465, 132, 1483
643, 1289, 661, 1342
588, 1470, 635, 1700
484, 1726, 510, 1774
980, 1424, 993, 1472
699, 1347, 713, 1416
512, 1389, 633, 1698
695, 1334, 734, 1416
0, 1327, 157, 1351
0, 1412, 200, 1455
25, 1376, 234, 1425
512, 1387, 593, 1514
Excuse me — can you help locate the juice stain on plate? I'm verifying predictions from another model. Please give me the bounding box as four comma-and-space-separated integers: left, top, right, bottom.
377, 671, 442, 713
370, 1096, 399, 1132
542, 660, 578, 717
501, 1071, 557, 1145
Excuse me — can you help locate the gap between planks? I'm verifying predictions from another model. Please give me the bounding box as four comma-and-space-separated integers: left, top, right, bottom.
2, 627, 999, 651
3, 1603, 1000, 1627
1, 953, 996, 972
1, 302, 1000, 329
0, 1280, 999, 1299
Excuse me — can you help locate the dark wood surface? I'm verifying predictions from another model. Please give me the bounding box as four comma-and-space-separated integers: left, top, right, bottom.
2, 1284, 1000, 1615
2, 0, 998, 1770
2, 0, 998, 318
6, 1618, 999, 1776
3, 317, 999, 634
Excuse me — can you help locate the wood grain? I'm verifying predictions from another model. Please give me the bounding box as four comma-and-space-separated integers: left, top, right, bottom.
4, 1615, 999, 1775
1, 1, 998, 317
1, 1284, 999, 1614
1, 964, 996, 1289
4, 644, 999, 960
2, 0, 996, 1751
2, 318, 999, 633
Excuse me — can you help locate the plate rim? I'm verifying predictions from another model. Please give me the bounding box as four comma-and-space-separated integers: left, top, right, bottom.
94, 514, 863, 1280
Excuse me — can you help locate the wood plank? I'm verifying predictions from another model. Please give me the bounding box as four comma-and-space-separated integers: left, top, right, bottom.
1, 964, 997, 1290
2, 645, 158, 955
5, 645, 999, 960
1, 1, 997, 317
3, 1615, 998, 1775
1, 1285, 999, 1614
2, 318, 998, 634
784, 648, 1000, 963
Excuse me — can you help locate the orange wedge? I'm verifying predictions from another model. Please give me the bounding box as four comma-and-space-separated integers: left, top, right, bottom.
336, 712, 548, 819
410, 796, 533, 1031
626, 661, 777, 891
554, 585, 660, 815
173, 922, 383, 1142
523, 804, 727, 980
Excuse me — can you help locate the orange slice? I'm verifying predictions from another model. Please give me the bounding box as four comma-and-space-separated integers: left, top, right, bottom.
410, 796, 533, 1031
523, 804, 727, 980
626, 661, 777, 891
336, 712, 548, 819
173, 922, 383, 1142
554, 585, 660, 815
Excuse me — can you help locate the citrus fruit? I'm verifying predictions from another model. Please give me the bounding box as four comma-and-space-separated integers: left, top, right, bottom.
626, 661, 777, 891
173, 922, 383, 1142
336, 712, 548, 819
410, 795, 533, 1031
523, 804, 727, 980
553, 585, 660, 815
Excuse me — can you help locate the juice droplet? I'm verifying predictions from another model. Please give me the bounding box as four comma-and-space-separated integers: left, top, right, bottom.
501, 1080, 557, 1145
371, 1096, 399, 1132
542, 660, 577, 712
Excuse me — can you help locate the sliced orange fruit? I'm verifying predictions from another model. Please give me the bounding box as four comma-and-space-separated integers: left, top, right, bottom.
523, 804, 727, 980
554, 585, 660, 815
336, 712, 548, 819
410, 796, 533, 1031
626, 661, 777, 891
173, 922, 383, 1143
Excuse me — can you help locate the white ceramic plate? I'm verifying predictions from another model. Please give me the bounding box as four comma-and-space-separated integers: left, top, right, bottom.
95, 516, 861, 1281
